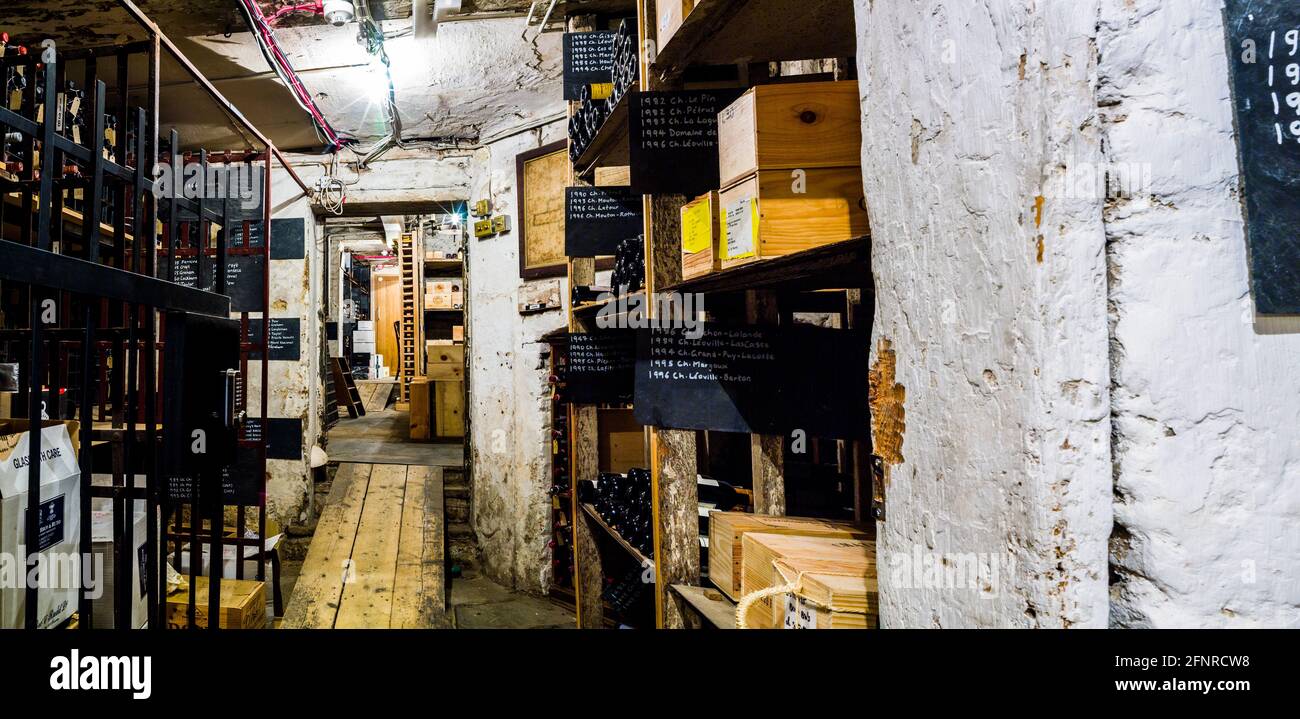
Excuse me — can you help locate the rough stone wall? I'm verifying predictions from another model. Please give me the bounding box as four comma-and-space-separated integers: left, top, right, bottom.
1099, 0, 1300, 628
466, 122, 569, 594
854, 0, 1113, 627
255, 168, 324, 527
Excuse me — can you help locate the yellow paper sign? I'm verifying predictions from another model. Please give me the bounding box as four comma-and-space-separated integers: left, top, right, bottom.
681, 199, 713, 254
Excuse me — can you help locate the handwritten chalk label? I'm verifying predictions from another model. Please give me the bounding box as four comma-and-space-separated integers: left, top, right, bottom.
565, 330, 636, 404
565, 185, 644, 256
563, 32, 615, 100
634, 324, 868, 439
628, 89, 742, 196
1224, 0, 1300, 313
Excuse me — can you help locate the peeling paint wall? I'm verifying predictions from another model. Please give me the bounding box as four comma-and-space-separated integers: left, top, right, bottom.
1100, 0, 1300, 628
854, 0, 1113, 627
466, 121, 569, 594
250, 168, 323, 528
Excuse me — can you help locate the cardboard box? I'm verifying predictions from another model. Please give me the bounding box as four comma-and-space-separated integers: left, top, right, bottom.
718, 167, 869, 269
0, 420, 81, 629
707, 511, 872, 601
90, 498, 148, 629
352, 329, 375, 343
166, 577, 267, 629
356, 320, 374, 331
717, 80, 862, 188
680, 191, 722, 280
452, 325, 464, 343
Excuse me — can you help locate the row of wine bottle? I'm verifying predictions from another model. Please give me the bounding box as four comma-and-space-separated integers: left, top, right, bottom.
610, 236, 645, 295
580, 468, 655, 557
567, 19, 639, 163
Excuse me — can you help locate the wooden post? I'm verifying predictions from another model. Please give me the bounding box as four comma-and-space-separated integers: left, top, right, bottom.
565, 13, 607, 629
746, 290, 785, 515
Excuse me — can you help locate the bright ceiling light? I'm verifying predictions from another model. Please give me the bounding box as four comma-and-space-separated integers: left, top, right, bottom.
322, 0, 356, 26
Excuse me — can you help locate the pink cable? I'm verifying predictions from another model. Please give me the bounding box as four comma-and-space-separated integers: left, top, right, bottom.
241, 0, 342, 150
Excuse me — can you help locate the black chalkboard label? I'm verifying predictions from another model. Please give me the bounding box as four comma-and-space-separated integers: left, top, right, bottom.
1225, 1, 1300, 313
166, 450, 261, 506
566, 329, 636, 403
563, 31, 615, 100
232, 221, 263, 249
246, 317, 301, 361
160, 252, 264, 313
271, 217, 306, 260
628, 90, 740, 196
243, 417, 303, 461
565, 186, 644, 256
633, 324, 867, 439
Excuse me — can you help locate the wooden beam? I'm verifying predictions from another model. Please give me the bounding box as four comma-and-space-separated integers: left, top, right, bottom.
746, 290, 784, 515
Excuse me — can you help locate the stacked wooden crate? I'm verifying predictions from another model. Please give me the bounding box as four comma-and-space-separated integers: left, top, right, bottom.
681, 80, 869, 278
425, 343, 464, 438
740, 533, 876, 629
708, 511, 872, 600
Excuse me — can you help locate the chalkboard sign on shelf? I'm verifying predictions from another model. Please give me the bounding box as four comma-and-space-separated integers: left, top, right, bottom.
563, 31, 615, 101
1225, 0, 1300, 313
566, 329, 637, 404
246, 317, 302, 361
628, 89, 741, 197
271, 217, 307, 260
565, 185, 644, 256
633, 323, 867, 439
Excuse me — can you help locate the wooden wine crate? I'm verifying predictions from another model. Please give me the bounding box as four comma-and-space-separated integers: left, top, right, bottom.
598, 408, 645, 473
165, 577, 267, 630
739, 533, 876, 629
717, 80, 862, 188
708, 511, 872, 601
657, 0, 693, 49
680, 191, 721, 280
434, 380, 465, 438
409, 378, 431, 440
425, 343, 464, 380
718, 166, 869, 269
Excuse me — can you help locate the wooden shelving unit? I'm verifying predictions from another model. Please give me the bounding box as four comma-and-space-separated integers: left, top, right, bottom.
559, 2, 874, 629
582, 503, 655, 568
572, 91, 632, 182
650, 0, 859, 82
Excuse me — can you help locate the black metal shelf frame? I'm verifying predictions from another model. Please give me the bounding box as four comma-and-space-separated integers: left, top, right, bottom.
0, 0, 309, 630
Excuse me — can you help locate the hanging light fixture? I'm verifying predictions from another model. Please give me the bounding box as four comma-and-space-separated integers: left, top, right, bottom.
322, 0, 357, 26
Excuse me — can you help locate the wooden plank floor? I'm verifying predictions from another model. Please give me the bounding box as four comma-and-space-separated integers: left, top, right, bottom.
327, 408, 464, 466
282, 462, 446, 629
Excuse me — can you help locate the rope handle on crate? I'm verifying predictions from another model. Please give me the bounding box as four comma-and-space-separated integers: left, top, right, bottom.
734, 567, 872, 629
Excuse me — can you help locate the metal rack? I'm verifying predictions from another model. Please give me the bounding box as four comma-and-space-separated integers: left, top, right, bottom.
0, 0, 311, 629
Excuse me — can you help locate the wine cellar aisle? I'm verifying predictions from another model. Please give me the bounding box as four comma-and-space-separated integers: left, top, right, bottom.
1, 0, 1295, 650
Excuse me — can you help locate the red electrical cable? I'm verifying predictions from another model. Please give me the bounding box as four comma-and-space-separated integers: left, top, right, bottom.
239, 0, 343, 150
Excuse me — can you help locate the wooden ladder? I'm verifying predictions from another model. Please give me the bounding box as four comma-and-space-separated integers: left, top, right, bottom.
331, 356, 366, 418
397, 231, 420, 407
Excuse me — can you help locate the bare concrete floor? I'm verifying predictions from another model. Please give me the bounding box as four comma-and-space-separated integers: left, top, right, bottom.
448, 575, 575, 629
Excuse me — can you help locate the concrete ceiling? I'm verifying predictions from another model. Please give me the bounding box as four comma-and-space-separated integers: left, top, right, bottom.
7, 1, 565, 152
